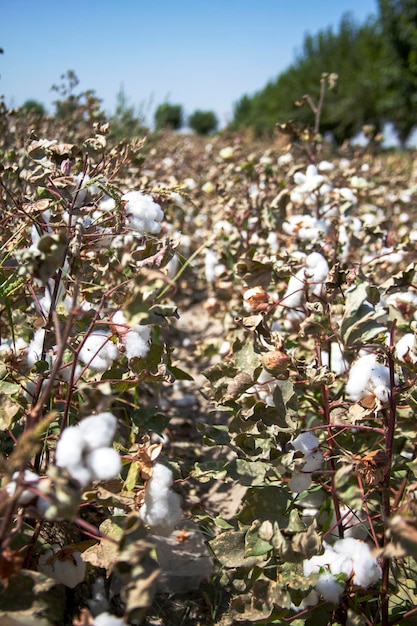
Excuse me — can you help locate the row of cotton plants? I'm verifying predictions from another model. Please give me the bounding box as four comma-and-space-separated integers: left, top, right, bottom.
1, 96, 417, 625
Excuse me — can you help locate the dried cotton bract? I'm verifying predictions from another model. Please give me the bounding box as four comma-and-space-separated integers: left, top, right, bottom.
140, 462, 182, 536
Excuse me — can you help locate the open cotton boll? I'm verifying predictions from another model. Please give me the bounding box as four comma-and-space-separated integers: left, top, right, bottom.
140, 463, 182, 536
292, 432, 320, 455
86, 447, 122, 481
334, 538, 381, 588
288, 471, 313, 494
78, 331, 119, 372
123, 326, 151, 359
321, 343, 349, 376
78, 412, 117, 451
93, 613, 125, 626
316, 571, 345, 604
122, 191, 164, 235
395, 333, 417, 363
302, 450, 324, 472
27, 328, 47, 368
6, 469, 39, 505
346, 354, 390, 402
38, 544, 86, 588
55, 425, 85, 468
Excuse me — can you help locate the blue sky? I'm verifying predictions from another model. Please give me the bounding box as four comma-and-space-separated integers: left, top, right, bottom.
1, 0, 379, 127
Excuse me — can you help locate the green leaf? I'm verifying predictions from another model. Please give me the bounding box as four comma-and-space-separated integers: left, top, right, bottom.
226, 458, 268, 486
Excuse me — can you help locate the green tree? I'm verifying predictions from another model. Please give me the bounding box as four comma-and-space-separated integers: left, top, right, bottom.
109, 86, 147, 142
378, 0, 417, 144
154, 102, 183, 131
188, 109, 218, 135
22, 99, 46, 116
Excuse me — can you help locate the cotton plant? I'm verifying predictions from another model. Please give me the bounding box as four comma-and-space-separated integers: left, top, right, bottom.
139, 462, 182, 536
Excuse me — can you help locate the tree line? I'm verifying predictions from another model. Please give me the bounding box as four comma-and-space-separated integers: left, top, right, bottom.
232, 0, 417, 145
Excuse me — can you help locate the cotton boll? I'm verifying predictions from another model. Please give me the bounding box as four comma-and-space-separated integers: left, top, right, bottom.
147, 462, 174, 490
140, 489, 182, 536
140, 463, 182, 536
292, 432, 320, 455
321, 343, 348, 376
86, 447, 122, 481
123, 327, 151, 359
302, 450, 324, 472
62, 463, 93, 488
27, 328, 46, 367
6, 469, 39, 505
396, 333, 417, 363
333, 538, 381, 588
346, 354, 390, 402
78, 331, 118, 372
55, 426, 84, 468
316, 571, 344, 604
288, 471, 312, 494
78, 412, 117, 451
93, 613, 124, 626
122, 191, 164, 235
38, 545, 86, 588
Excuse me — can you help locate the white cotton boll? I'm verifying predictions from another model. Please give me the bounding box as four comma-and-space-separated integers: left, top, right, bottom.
63, 463, 93, 488
321, 343, 348, 376
346, 354, 390, 402
27, 328, 46, 367
122, 191, 164, 235
78, 412, 117, 451
55, 426, 84, 469
334, 538, 381, 588
292, 432, 320, 455
86, 447, 121, 481
147, 462, 174, 490
123, 326, 151, 359
318, 160, 334, 172
278, 152, 293, 166
38, 545, 86, 588
396, 333, 417, 363
140, 463, 182, 535
6, 469, 39, 505
288, 471, 312, 494
282, 271, 306, 309
302, 450, 324, 472
316, 571, 344, 604
204, 248, 219, 284
93, 613, 125, 626
78, 331, 118, 372
0, 336, 28, 356
140, 489, 182, 536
